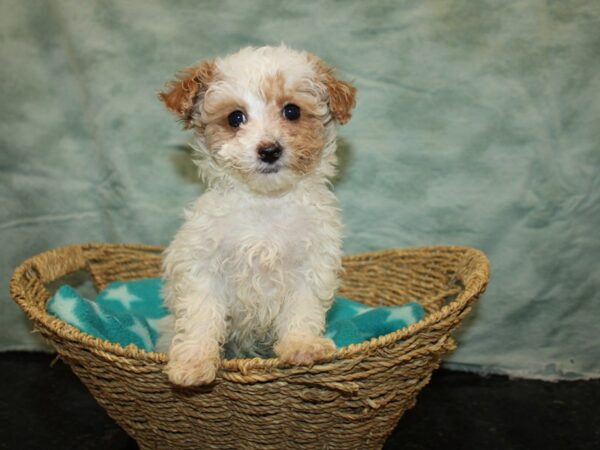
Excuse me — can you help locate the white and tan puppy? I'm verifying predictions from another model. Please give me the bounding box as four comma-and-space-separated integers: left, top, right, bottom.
157, 45, 356, 386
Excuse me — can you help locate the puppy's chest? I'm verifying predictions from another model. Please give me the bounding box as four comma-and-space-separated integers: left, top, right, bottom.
216, 202, 314, 270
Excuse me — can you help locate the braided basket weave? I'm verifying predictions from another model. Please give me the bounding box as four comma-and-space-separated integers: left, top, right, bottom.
10, 243, 489, 450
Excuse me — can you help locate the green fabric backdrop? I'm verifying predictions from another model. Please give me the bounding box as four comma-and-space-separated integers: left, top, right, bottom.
1, 0, 599, 379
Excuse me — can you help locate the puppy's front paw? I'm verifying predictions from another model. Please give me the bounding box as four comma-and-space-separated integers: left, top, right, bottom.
165, 357, 219, 386
275, 334, 336, 366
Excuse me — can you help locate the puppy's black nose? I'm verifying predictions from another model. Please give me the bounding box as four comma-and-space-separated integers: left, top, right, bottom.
257, 143, 282, 164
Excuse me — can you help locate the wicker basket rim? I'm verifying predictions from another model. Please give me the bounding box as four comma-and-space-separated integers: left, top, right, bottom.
9, 243, 490, 373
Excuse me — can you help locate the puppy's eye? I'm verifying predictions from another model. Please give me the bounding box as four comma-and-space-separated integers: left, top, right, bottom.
283, 104, 300, 121
228, 110, 246, 128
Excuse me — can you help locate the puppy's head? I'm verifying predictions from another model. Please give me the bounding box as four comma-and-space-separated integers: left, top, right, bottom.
159, 46, 356, 194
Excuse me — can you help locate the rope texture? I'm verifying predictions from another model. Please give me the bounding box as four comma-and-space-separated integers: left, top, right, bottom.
9, 243, 489, 450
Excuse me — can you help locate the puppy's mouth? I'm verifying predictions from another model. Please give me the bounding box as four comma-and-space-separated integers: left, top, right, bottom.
258, 166, 281, 174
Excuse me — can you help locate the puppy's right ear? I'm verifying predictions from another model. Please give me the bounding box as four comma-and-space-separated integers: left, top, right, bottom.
159, 60, 216, 128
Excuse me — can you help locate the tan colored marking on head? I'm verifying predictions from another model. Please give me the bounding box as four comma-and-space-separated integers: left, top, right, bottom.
262, 73, 326, 117
204, 122, 237, 150
261, 72, 330, 174
158, 60, 216, 128
261, 72, 287, 105
281, 112, 326, 174
203, 97, 246, 123
201, 96, 248, 149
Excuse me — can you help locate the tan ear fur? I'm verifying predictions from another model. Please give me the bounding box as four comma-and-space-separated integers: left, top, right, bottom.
158, 60, 216, 128
313, 60, 357, 125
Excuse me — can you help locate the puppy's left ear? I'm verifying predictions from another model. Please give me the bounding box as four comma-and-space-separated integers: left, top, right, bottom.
315, 63, 357, 125
159, 60, 216, 128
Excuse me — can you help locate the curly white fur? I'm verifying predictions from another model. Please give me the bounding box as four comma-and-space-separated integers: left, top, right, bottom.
156, 45, 355, 386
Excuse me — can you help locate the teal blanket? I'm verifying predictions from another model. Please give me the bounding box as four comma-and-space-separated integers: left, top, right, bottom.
47, 279, 425, 352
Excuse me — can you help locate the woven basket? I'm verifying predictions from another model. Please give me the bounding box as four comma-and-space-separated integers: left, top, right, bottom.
10, 243, 489, 450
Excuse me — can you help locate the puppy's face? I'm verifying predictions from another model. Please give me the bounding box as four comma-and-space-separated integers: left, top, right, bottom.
160, 46, 356, 194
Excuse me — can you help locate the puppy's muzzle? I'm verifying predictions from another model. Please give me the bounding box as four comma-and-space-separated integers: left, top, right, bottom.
257, 143, 282, 165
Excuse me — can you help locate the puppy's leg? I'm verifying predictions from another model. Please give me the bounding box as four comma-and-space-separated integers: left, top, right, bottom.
274, 285, 336, 366
163, 275, 227, 386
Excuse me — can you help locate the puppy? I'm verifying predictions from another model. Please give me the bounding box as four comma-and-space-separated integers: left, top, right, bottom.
156, 45, 356, 386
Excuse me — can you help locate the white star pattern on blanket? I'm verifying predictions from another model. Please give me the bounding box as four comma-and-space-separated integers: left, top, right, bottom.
52, 290, 84, 330
102, 285, 142, 309
386, 306, 418, 323
128, 316, 153, 350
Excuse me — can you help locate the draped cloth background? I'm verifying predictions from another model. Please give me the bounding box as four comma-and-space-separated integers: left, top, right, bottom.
1, 0, 598, 380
